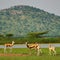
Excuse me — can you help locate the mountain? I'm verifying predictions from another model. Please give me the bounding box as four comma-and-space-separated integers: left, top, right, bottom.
0, 5, 60, 37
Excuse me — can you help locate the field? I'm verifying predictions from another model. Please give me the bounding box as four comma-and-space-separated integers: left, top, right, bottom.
0, 48, 60, 60
0, 37, 60, 44
0, 37, 60, 60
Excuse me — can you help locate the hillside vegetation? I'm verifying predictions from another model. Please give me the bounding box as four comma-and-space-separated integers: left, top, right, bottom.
0, 5, 60, 37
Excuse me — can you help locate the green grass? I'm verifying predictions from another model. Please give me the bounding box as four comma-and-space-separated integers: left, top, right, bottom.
0, 56, 60, 60
0, 37, 60, 44
0, 48, 60, 60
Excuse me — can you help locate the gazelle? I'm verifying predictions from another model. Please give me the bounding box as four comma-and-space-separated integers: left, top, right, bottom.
4, 41, 15, 53
48, 44, 56, 55
25, 42, 42, 56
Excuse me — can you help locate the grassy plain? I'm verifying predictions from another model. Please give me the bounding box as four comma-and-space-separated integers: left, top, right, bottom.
0, 48, 60, 60
0, 37, 60, 44
0, 37, 60, 60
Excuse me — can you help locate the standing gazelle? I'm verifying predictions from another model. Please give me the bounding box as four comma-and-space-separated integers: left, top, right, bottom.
26, 42, 42, 56
4, 41, 15, 53
48, 44, 56, 55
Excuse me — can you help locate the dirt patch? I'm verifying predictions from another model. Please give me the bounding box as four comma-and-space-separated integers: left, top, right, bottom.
0, 54, 29, 56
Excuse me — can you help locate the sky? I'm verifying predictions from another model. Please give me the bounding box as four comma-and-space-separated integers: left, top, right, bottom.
0, 0, 60, 16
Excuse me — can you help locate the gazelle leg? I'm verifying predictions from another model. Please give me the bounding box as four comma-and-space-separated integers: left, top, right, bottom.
28, 48, 31, 55
10, 47, 12, 53
49, 50, 51, 55
4, 46, 6, 53
53, 50, 56, 55
37, 49, 40, 56
40, 49, 42, 54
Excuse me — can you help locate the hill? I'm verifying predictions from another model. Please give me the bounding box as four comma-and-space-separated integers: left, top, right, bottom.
0, 5, 60, 37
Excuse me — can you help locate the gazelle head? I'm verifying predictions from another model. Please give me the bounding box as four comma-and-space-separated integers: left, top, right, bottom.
25, 42, 28, 45
49, 43, 52, 47
12, 41, 15, 44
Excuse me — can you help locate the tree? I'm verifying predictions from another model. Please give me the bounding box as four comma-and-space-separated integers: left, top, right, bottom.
27, 31, 49, 38
0, 34, 4, 37
6, 34, 13, 37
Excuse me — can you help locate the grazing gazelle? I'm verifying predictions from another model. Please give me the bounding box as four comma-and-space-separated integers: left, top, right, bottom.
4, 41, 15, 53
48, 44, 56, 55
26, 42, 42, 56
